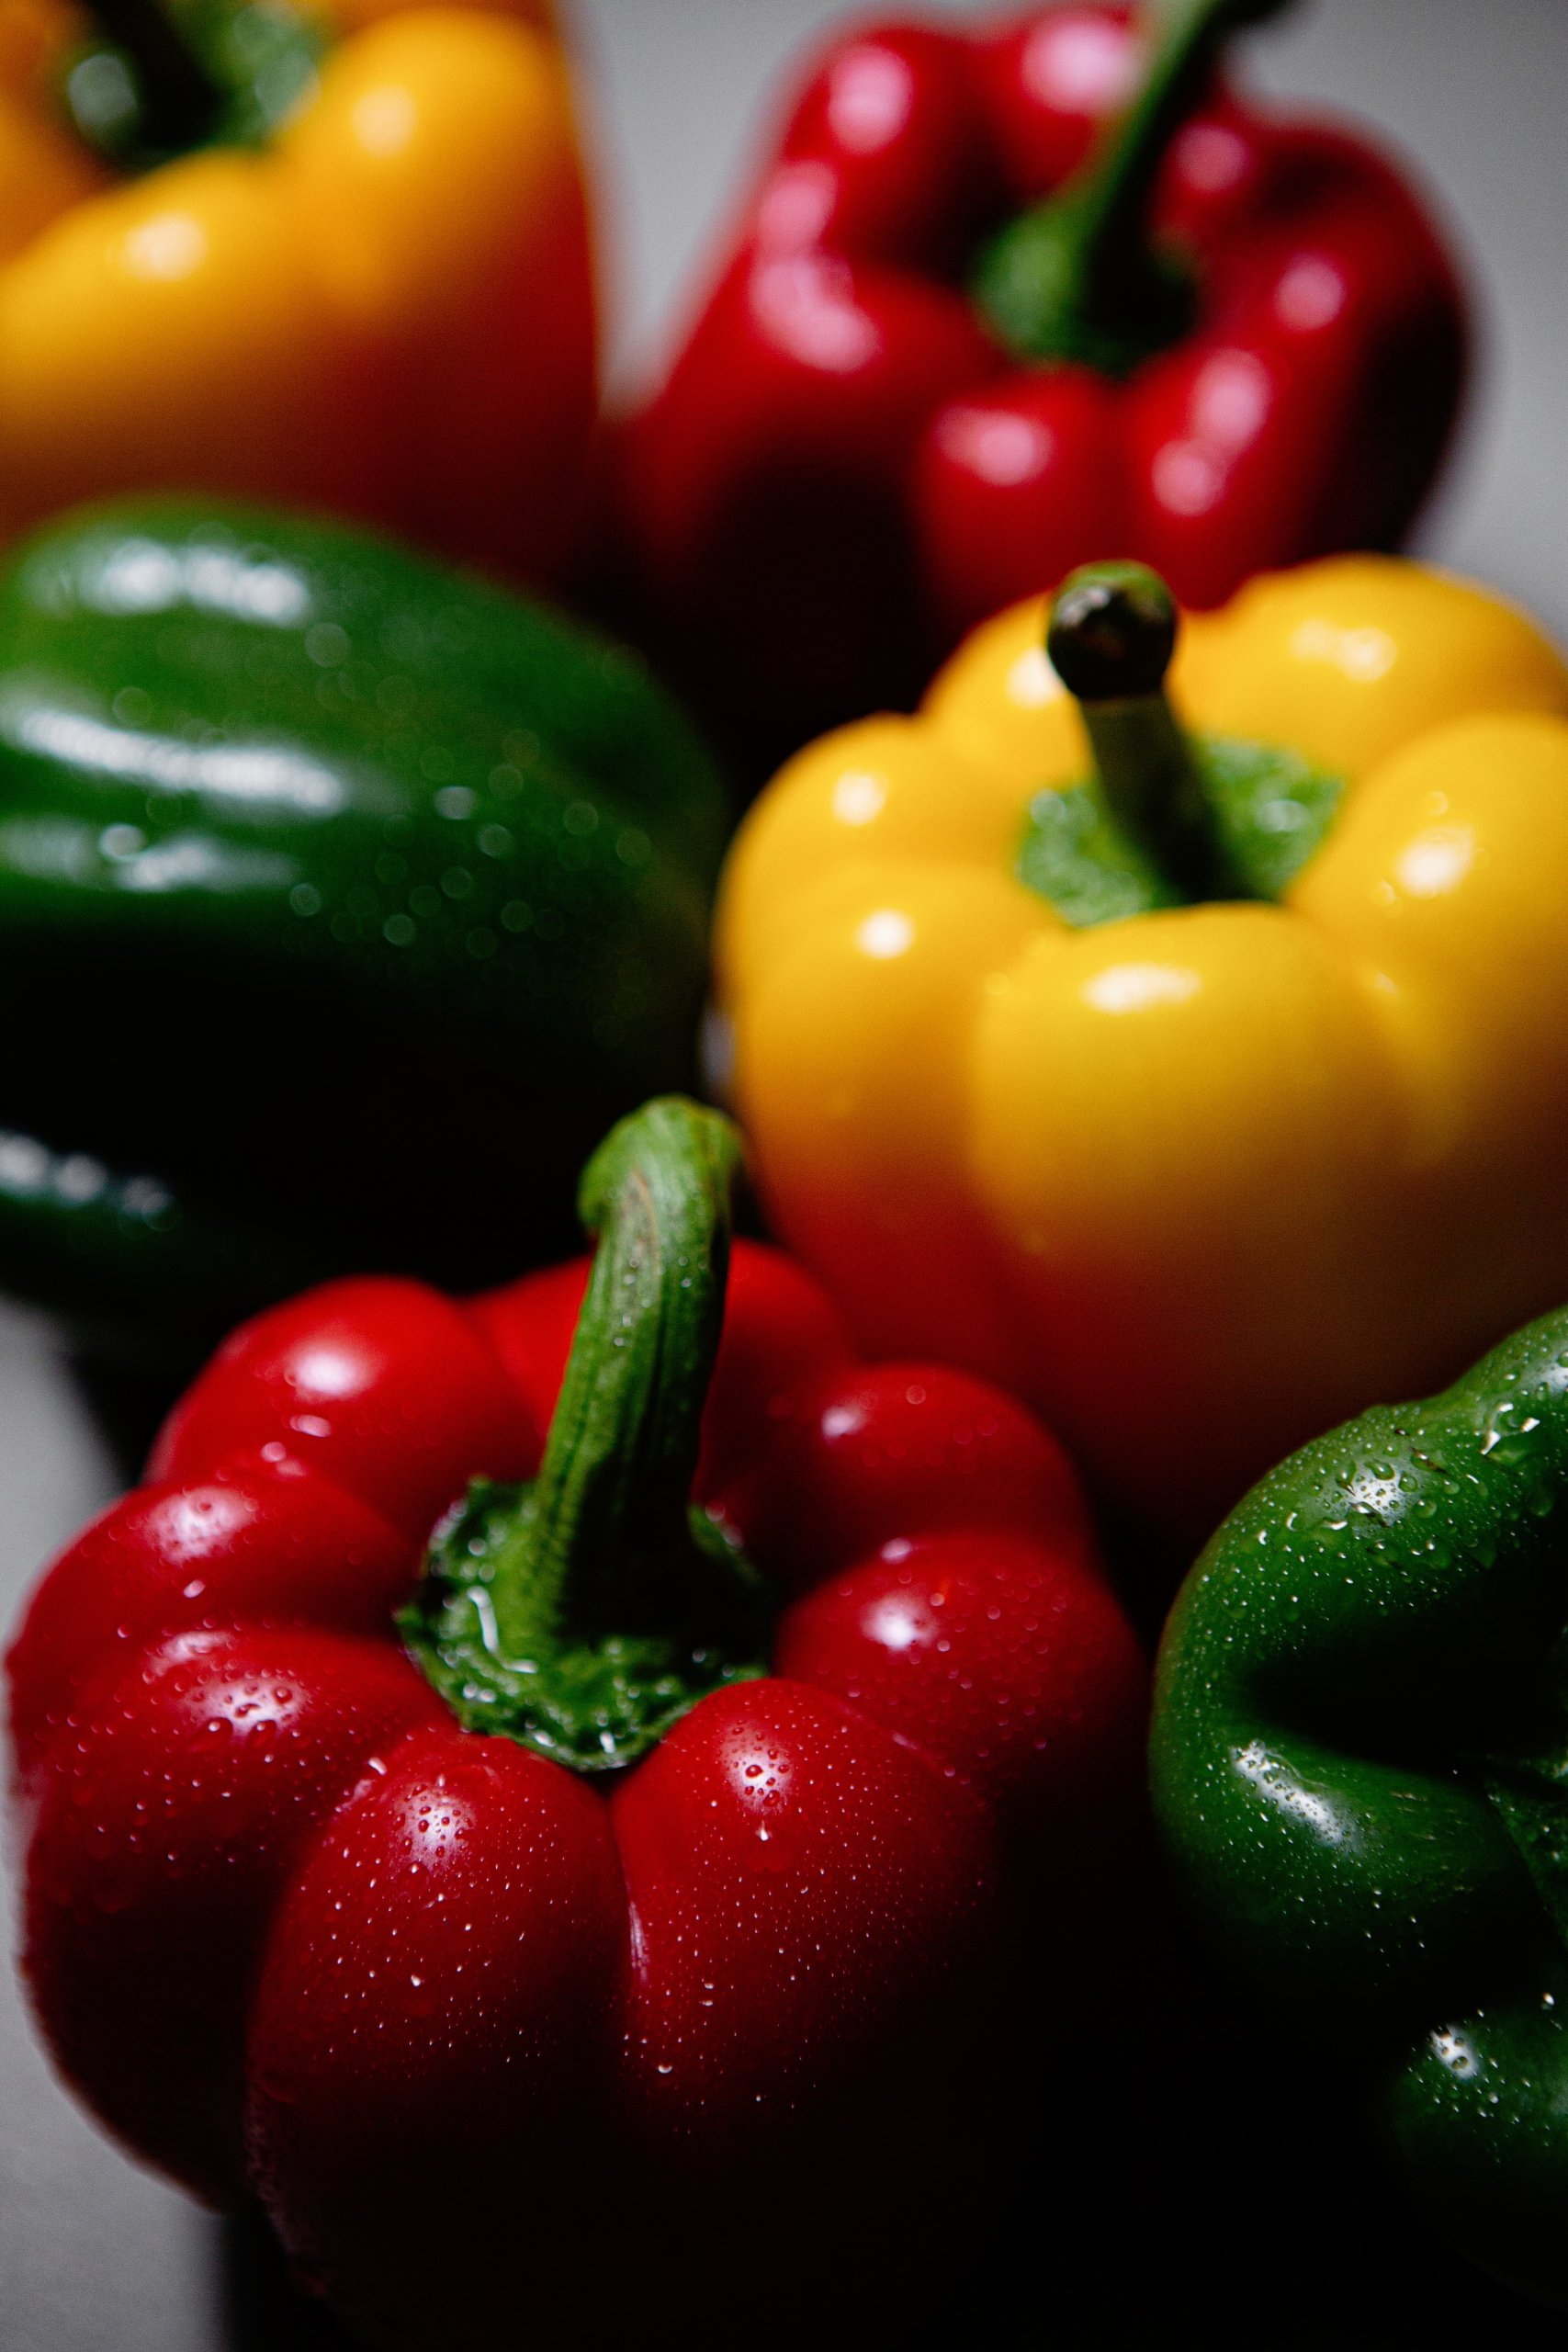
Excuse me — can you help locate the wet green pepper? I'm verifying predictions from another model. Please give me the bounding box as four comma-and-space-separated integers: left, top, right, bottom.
1153, 1303, 1568, 2303
0, 496, 726, 1340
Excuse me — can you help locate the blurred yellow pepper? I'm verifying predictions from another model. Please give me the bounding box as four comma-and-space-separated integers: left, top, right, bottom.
0, 0, 592, 577
716, 556, 1568, 1547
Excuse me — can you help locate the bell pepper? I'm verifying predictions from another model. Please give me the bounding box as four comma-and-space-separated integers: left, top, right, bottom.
6, 1095, 1146, 2347
0, 0, 593, 580
716, 554, 1568, 1548
0, 495, 727, 1337
1151, 1300, 1568, 2306
612, 0, 1466, 745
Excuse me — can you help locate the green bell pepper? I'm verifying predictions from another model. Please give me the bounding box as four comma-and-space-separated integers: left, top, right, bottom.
0, 497, 726, 1340
1153, 1304, 1568, 2303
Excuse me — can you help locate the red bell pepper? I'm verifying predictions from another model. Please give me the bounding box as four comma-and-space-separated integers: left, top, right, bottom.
614, 0, 1467, 742
6, 1098, 1146, 2349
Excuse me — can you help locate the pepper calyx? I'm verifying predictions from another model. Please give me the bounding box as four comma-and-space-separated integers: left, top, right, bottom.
970, 0, 1294, 375
400, 1097, 773, 1774
1018, 560, 1343, 927
63, 0, 322, 171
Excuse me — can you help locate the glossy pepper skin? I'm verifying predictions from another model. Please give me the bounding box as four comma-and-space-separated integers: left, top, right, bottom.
1152, 1301, 1568, 2306
614, 1, 1465, 743
716, 555, 1568, 1548
0, 497, 727, 1337
0, 0, 593, 580
6, 1099, 1147, 2350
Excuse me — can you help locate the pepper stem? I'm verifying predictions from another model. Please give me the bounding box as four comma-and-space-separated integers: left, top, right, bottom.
76, 0, 224, 153
503, 1098, 741, 1652
972, 0, 1293, 374
1048, 562, 1238, 903
400, 1098, 773, 1773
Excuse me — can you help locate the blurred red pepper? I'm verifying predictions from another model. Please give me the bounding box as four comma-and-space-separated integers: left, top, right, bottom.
614, 0, 1467, 744
7, 1099, 1146, 2350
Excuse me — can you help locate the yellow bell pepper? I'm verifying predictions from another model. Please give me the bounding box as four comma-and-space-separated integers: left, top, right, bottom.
716, 556, 1568, 1545
0, 0, 592, 578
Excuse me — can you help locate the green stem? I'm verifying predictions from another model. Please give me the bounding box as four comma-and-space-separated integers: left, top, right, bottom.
1048, 561, 1236, 903
1075, 0, 1284, 300
79, 0, 223, 152
496, 1097, 739, 1657
972, 0, 1293, 373
400, 1098, 773, 1774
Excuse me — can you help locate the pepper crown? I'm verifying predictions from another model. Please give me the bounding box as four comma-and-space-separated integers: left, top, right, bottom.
400, 1097, 773, 1773
972, 0, 1293, 375
64, 0, 321, 169
1019, 559, 1344, 927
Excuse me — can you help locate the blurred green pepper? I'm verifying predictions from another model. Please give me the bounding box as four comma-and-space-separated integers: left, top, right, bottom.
0, 496, 726, 1342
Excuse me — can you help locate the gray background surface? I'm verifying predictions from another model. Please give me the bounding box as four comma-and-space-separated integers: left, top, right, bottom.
3, 3, 1565, 2345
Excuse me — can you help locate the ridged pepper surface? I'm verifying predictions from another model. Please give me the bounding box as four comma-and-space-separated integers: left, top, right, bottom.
0, 497, 727, 1337
0, 0, 593, 578
716, 556, 1568, 1547
1154, 1302, 1568, 2306
6, 1098, 1147, 2350
615, 0, 1465, 742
